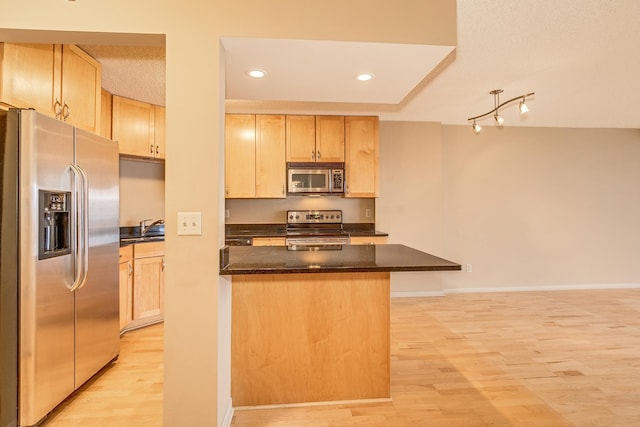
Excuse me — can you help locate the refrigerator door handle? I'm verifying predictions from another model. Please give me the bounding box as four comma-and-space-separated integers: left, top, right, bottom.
76, 165, 90, 290
68, 164, 89, 292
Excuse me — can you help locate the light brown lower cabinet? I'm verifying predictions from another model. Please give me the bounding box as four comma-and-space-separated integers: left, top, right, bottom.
349, 236, 388, 245
118, 246, 133, 330
252, 237, 286, 246
119, 241, 165, 333
232, 272, 390, 406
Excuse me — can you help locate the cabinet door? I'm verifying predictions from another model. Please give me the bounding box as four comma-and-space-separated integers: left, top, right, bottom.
345, 116, 379, 198
255, 114, 286, 198
119, 260, 133, 330
133, 256, 164, 320
60, 45, 101, 134
100, 88, 112, 139
350, 236, 388, 245
316, 116, 345, 162
225, 114, 256, 198
0, 43, 59, 117
252, 237, 286, 246
112, 95, 155, 157
285, 115, 316, 162
153, 105, 166, 159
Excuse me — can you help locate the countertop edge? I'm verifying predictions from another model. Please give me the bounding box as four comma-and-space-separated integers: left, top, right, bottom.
219, 244, 462, 276
220, 265, 461, 275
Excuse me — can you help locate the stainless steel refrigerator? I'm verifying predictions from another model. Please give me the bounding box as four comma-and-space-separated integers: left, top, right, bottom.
0, 109, 120, 427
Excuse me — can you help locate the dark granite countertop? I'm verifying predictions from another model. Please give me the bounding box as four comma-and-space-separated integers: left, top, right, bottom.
219, 244, 460, 275
225, 223, 388, 238
225, 224, 286, 238
343, 224, 388, 237
120, 225, 165, 247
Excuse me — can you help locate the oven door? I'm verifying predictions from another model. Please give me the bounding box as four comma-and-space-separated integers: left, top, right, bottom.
285, 236, 350, 250
287, 168, 330, 193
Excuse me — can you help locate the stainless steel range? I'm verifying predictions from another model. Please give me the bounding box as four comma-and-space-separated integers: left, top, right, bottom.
286, 210, 350, 250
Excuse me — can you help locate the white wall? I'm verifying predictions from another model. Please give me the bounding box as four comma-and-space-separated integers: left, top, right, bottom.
119, 159, 165, 226
379, 121, 640, 294
441, 125, 640, 291
377, 121, 453, 294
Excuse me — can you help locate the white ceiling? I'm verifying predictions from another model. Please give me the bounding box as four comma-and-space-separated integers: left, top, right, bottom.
221, 37, 454, 104
81, 0, 640, 129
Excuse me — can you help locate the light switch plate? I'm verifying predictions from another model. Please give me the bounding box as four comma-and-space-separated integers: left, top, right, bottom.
177, 212, 202, 235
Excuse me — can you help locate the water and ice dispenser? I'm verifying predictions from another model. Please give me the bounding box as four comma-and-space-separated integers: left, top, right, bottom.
38, 190, 71, 260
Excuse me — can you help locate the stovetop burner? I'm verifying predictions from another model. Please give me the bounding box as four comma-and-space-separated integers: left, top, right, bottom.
287, 209, 342, 225
285, 210, 349, 247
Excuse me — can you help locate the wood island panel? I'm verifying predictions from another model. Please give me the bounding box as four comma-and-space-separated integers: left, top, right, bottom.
231, 272, 390, 407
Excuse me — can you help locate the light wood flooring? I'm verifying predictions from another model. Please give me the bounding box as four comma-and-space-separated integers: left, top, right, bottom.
43, 289, 640, 426
41, 323, 164, 426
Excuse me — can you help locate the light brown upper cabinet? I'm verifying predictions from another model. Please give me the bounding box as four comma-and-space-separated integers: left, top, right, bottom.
286, 115, 315, 162
112, 95, 165, 159
286, 115, 344, 162
225, 114, 286, 198
345, 116, 379, 198
315, 115, 345, 162
153, 105, 166, 159
0, 43, 102, 134
255, 114, 286, 198
100, 88, 112, 139
225, 114, 257, 198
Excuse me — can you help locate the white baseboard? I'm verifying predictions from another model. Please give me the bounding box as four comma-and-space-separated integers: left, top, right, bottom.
220, 398, 234, 427
391, 283, 640, 298
443, 283, 640, 294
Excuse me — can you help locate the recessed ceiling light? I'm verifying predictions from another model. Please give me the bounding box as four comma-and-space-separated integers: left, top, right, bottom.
248, 69, 266, 78
356, 73, 374, 82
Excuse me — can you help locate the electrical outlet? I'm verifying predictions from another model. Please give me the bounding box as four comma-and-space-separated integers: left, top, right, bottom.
365, 208, 372, 218
177, 212, 202, 235
225, 209, 230, 219
466, 264, 473, 273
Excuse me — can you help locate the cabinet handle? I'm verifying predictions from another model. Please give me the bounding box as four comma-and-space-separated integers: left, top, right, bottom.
128, 263, 133, 277
311, 151, 315, 161
150, 144, 154, 155
162, 258, 165, 272
156, 145, 159, 155
282, 185, 285, 196
54, 98, 62, 119
61, 102, 70, 120
317, 151, 321, 160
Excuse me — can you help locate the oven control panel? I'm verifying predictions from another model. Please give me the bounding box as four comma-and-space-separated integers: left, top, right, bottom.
287, 210, 342, 224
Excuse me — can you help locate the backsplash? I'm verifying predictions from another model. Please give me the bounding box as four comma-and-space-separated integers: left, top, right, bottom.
119, 159, 165, 226
225, 197, 375, 224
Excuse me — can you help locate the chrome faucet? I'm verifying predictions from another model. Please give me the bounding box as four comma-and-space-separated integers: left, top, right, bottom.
140, 219, 165, 236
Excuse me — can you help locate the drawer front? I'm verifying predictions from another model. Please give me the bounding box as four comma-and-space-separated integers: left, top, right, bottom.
119, 245, 133, 263
133, 241, 165, 258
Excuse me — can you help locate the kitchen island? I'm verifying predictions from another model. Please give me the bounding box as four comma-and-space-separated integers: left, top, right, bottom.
220, 244, 460, 407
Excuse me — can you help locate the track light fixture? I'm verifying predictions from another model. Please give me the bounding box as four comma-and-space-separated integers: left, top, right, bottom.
468, 89, 534, 133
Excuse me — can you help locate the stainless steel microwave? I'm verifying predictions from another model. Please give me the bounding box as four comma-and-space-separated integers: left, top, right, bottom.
287, 163, 344, 194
